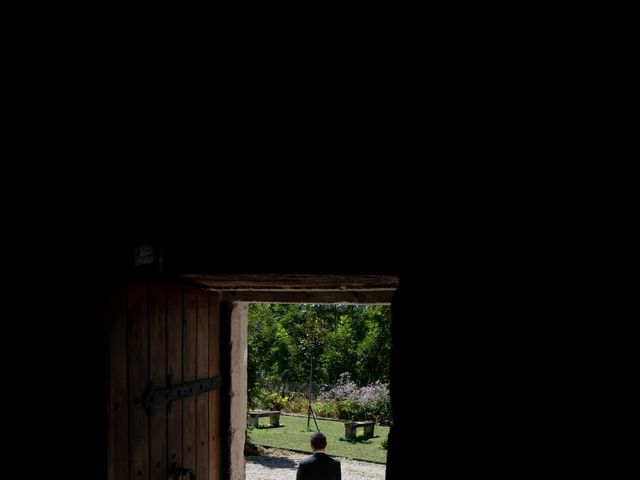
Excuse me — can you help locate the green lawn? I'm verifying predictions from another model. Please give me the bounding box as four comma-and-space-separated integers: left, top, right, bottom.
248, 414, 389, 464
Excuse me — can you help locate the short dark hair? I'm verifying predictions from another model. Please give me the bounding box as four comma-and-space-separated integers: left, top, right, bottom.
310, 432, 327, 450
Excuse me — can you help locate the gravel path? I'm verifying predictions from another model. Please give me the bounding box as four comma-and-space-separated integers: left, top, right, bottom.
246, 448, 386, 480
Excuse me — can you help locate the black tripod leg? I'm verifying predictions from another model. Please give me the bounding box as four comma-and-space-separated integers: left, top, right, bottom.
309, 404, 320, 431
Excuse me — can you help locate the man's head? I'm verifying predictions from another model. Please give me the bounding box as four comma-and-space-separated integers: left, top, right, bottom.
310, 432, 327, 451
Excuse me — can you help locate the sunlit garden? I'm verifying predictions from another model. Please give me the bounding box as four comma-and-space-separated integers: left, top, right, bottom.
246, 304, 391, 465
249, 414, 390, 463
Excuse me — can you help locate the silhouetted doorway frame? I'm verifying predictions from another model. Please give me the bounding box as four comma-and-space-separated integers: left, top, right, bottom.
191, 275, 398, 480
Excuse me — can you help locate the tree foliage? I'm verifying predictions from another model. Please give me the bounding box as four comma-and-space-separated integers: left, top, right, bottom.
247, 304, 391, 405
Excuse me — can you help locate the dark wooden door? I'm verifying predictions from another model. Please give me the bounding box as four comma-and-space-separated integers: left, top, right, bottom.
107, 281, 221, 480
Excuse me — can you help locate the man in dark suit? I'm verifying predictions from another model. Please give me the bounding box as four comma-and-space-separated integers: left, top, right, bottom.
296, 432, 341, 480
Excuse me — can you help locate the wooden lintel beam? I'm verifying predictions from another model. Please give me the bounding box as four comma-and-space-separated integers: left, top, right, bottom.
218, 290, 394, 305
180, 274, 399, 291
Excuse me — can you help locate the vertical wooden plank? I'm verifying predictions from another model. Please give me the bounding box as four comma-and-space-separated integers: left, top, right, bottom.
182, 287, 197, 472
228, 302, 248, 480
149, 283, 167, 480
219, 300, 232, 479
128, 281, 149, 480
167, 285, 183, 471
209, 292, 221, 480
196, 291, 210, 480
107, 281, 129, 480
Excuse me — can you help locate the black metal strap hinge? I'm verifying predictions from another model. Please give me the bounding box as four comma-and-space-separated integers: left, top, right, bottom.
144, 376, 221, 413
170, 462, 196, 480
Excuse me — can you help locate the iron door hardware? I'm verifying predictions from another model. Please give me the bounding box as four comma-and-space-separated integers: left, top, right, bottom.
144, 375, 221, 413
170, 462, 196, 480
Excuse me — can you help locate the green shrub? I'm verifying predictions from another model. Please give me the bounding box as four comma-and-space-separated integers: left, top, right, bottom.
260, 391, 289, 410
283, 393, 308, 413
335, 400, 360, 420
312, 402, 336, 418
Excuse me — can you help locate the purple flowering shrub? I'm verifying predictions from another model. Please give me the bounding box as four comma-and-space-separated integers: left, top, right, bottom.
316, 373, 391, 425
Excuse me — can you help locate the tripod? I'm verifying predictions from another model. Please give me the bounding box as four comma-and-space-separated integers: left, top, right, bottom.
306, 356, 320, 431
307, 402, 319, 431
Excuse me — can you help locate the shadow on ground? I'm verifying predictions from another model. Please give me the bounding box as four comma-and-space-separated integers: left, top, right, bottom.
245, 455, 298, 469
339, 434, 380, 444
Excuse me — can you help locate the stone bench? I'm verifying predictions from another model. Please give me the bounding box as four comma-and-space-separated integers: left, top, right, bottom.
344, 420, 375, 441
247, 410, 281, 427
